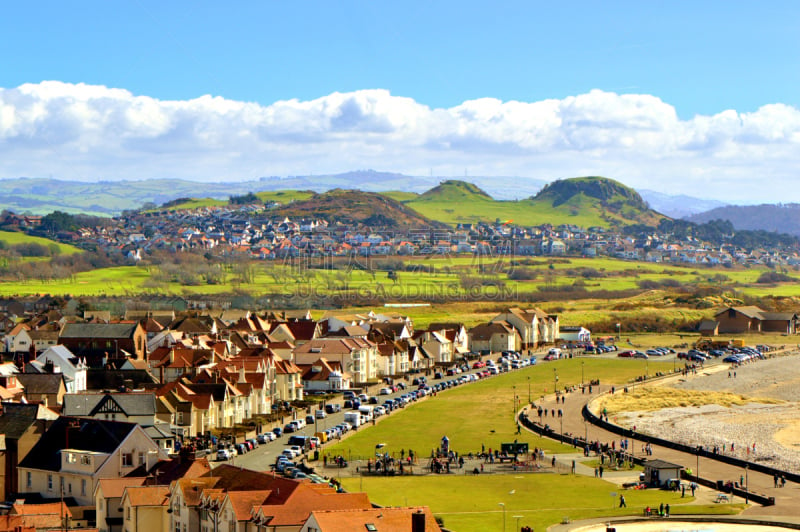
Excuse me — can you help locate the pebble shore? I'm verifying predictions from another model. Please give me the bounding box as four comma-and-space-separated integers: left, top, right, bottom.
616, 352, 800, 472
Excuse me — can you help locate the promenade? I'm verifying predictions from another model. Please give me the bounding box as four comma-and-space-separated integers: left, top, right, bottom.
528, 361, 800, 520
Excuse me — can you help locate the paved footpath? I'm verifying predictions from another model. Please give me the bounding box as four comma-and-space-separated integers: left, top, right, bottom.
529, 362, 800, 520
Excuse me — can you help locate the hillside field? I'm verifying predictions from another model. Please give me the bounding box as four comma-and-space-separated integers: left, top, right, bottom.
0, 230, 82, 255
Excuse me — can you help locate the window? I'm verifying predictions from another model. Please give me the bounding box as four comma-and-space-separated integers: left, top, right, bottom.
81, 455, 91, 465
138, 452, 145, 466
66, 452, 77, 464
81, 479, 86, 496
68, 482, 72, 494
47, 474, 53, 491
122, 453, 133, 467
26, 472, 31, 488
127, 507, 131, 520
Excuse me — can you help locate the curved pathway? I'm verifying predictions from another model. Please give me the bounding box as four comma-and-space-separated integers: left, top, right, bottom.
527, 360, 800, 520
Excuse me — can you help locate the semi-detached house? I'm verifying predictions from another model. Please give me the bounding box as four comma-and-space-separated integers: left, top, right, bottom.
293, 338, 378, 384
18, 417, 168, 507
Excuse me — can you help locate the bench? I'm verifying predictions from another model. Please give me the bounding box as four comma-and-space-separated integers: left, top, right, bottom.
715, 493, 730, 503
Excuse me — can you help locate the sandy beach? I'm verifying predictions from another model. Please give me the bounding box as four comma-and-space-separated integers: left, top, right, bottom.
615, 353, 800, 471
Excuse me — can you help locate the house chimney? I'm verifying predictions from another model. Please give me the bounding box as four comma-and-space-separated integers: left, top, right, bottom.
411, 510, 426, 532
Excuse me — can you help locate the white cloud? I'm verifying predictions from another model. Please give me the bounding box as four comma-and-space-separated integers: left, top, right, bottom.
0, 81, 798, 202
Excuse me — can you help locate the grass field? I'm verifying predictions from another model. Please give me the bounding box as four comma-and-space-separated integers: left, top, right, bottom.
1, 250, 799, 302
341, 467, 742, 532
0, 230, 82, 255
322, 358, 673, 462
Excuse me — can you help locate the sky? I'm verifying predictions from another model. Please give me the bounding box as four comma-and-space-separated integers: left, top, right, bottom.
0, 1, 798, 203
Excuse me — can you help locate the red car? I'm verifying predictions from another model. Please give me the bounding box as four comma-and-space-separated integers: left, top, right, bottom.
543, 353, 559, 361
472, 361, 485, 368
617, 350, 636, 358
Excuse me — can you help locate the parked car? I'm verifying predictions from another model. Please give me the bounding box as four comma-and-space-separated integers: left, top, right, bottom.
216, 448, 232, 460
617, 350, 636, 358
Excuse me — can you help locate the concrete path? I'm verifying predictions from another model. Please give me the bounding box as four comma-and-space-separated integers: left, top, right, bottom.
528, 359, 800, 520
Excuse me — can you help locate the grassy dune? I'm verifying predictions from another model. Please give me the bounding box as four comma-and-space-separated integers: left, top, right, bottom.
596, 387, 783, 415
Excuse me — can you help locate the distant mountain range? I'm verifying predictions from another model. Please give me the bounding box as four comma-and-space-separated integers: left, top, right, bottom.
687, 204, 800, 237
638, 189, 728, 219
0, 171, 734, 221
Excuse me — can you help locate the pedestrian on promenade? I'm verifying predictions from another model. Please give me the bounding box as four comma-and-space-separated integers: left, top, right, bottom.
619, 495, 626, 508
774, 474, 779, 488
665, 503, 670, 517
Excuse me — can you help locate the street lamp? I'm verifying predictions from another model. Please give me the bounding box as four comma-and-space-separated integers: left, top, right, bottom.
616, 323, 621, 340
745, 464, 749, 504
553, 369, 558, 396
498, 503, 506, 532
581, 361, 585, 387
513, 515, 524, 532
512, 385, 516, 414
527, 376, 531, 404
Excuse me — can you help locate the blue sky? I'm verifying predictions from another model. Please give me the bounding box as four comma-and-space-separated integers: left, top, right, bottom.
0, 1, 798, 202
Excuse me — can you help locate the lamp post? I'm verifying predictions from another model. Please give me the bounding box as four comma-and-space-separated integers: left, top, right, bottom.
512, 385, 516, 415
745, 464, 749, 504
696, 451, 700, 484
498, 503, 506, 532
584, 419, 588, 443
553, 369, 558, 396
581, 361, 585, 387
527, 376, 531, 404
616, 323, 621, 340
513, 515, 524, 532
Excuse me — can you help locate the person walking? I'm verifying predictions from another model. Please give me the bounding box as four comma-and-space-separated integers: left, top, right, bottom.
619, 494, 626, 508
665, 503, 670, 517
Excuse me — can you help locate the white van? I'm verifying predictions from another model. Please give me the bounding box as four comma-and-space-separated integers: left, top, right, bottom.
548, 348, 562, 357
343, 411, 362, 428
358, 405, 374, 421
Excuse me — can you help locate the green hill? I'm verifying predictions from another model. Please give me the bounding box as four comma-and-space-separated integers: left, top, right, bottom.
152, 190, 316, 212
270, 189, 444, 227
529, 177, 665, 227
398, 177, 665, 228
0, 230, 82, 255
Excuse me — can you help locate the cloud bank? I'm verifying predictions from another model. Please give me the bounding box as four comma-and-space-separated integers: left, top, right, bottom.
1, 81, 798, 202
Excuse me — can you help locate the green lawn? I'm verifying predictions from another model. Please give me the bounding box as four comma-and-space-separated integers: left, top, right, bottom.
323, 358, 673, 462
0, 230, 82, 255
341, 473, 742, 532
